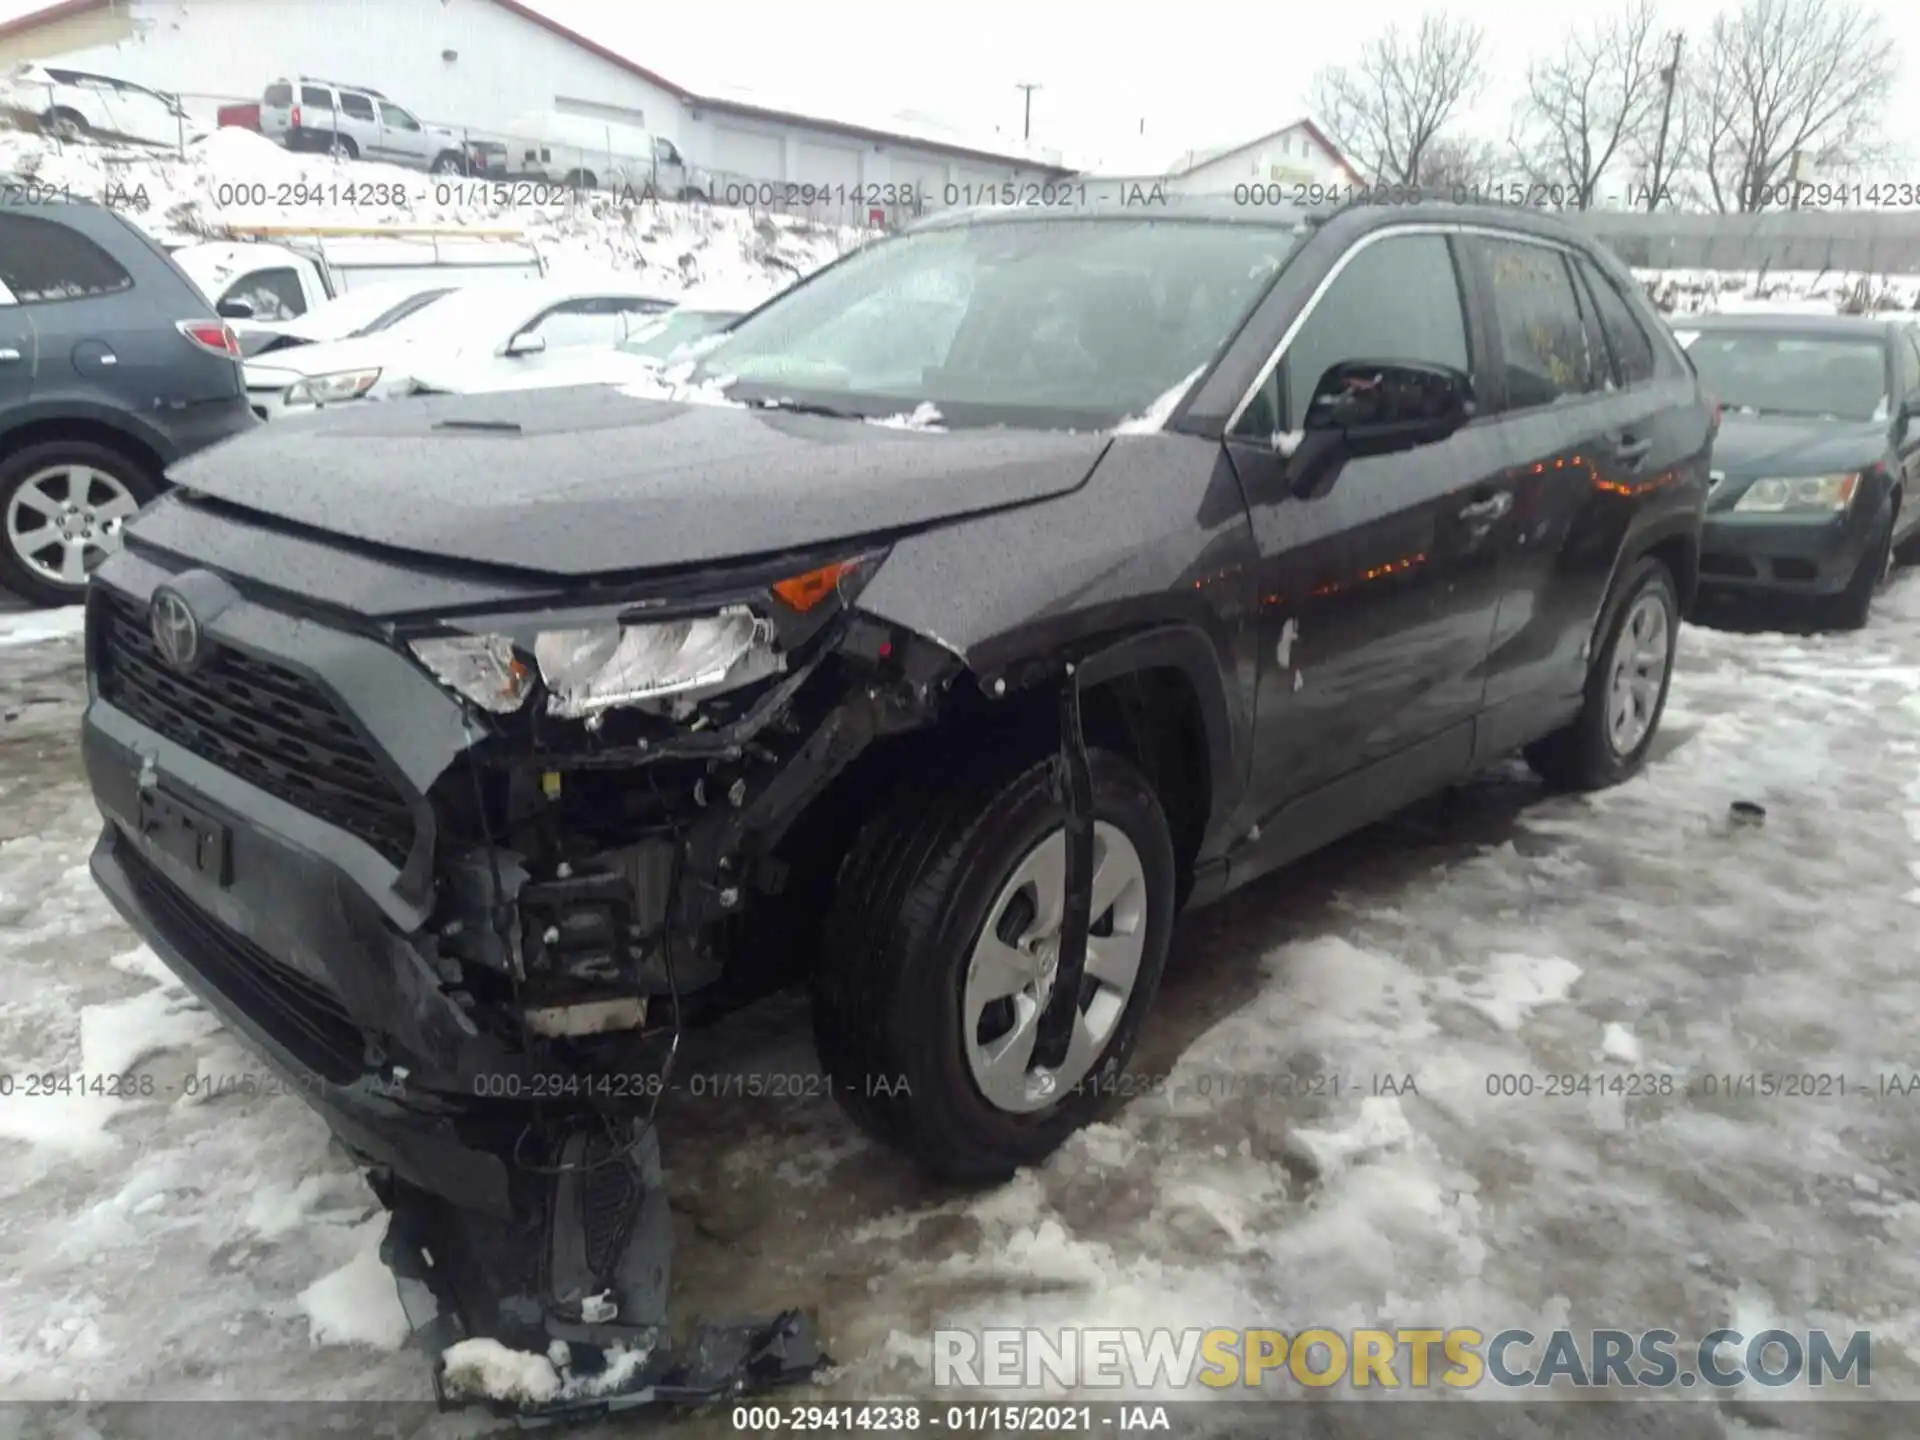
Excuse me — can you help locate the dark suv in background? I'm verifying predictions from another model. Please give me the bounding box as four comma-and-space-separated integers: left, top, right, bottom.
0, 186, 255, 606
81, 193, 1711, 1415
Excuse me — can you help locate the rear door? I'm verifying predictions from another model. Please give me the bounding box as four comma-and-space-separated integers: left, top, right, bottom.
1895, 326, 1920, 551
1463, 233, 1687, 758
0, 267, 36, 414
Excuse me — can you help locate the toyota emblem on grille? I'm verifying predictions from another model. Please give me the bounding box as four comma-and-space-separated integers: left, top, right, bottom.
149, 588, 201, 670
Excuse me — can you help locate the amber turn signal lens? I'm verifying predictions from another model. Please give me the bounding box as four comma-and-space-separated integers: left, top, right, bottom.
771, 560, 855, 613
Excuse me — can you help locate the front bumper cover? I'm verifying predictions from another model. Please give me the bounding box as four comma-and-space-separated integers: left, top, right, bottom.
1698, 500, 1881, 597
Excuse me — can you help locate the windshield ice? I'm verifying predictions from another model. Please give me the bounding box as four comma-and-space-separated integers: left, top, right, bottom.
1683, 332, 1890, 422
693, 218, 1303, 427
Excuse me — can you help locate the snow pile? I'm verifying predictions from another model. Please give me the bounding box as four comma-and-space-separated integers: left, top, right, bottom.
1637, 265, 1920, 316
0, 125, 868, 300
438, 1335, 654, 1408
295, 1216, 410, 1351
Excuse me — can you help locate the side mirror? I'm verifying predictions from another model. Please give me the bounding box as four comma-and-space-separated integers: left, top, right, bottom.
506, 332, 546, 357
217, 298, 255, 320
1289, 359, 1475, 497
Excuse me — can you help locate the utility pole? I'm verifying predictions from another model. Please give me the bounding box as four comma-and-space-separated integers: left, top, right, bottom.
1646, 30, 1684, 213
1015, 82, 1041, 142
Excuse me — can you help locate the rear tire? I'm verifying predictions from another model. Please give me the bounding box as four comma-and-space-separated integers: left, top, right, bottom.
1526, 556, 1679, 792
430, 150, 467, 176
0, 440, 156, 608
1822, 502, 1893, 631
814, 746, 1176, 1181
327, 133, 358, 161
563, 169, 596, 192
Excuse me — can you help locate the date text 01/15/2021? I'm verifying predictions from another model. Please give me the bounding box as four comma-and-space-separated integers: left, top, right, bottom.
730, 1403, 1172, 1432
0, 1070, 403, 1100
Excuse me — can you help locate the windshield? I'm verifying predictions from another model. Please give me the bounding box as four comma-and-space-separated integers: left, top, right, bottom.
377, 284, 534, 349
1680, 331, 1890, 421
692, 218, 1303, 427
618, 308, 740, 361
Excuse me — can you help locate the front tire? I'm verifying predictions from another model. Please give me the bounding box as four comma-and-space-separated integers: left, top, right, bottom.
814, 747, 1177, 1181
1822, 501, 1893, 631
0, 441, 155, 607
1526, 555, 1679, 791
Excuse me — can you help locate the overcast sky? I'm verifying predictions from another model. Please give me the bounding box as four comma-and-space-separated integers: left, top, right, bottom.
530, 0, 1920, 170
4, 0, 1918, 170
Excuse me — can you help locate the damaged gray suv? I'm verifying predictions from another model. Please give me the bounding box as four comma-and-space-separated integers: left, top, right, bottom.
81, 194, 1710, 1415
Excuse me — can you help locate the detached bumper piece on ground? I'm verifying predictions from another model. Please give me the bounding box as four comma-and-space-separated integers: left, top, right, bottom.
378, 1125, 828, 1420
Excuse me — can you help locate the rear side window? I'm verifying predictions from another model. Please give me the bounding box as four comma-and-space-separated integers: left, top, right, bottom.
264, 82, 292, 106
0, 213, 133, 303
1574, 255, 1658, 388
339, 92, 376, 120
1477, 237, 1596, 410
300, 85, 332, 109
1238, 231, 1470, 437
1901, 328, 1920, 401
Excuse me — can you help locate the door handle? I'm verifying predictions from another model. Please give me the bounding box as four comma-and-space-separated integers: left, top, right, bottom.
0, 348, 20, 363
1613, 433, 1654, 465
1457, 492, 1513, 523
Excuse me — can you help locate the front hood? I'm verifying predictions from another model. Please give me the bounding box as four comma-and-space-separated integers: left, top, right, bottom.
1710, 415, 1888, 478
412, 350, 658, 396
243, 334, 431, 387
160, 384, 1111, 577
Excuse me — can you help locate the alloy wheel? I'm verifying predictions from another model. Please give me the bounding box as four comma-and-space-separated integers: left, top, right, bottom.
5, 464, 139, 590
1605, 590, 1671, 757
962, 820, 1149, 1114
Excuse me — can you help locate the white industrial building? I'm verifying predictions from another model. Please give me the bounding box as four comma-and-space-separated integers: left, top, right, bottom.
0, 0, 1072, 211
1088, 118, 1357, 195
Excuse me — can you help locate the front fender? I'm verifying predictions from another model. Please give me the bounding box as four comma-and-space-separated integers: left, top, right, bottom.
853, 433, 1262, 858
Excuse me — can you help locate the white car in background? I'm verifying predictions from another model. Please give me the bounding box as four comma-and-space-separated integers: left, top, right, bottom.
243, 278, 676, 418
406, 282, 776, 397
0, 62, 197, 146
234, 278, 467, 359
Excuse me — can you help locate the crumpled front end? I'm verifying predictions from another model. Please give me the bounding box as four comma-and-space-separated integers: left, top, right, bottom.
81, 533, 964, 1416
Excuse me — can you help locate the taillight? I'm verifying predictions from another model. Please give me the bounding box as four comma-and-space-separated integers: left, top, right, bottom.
177, 320, 240, 358
290, 104, 301, 128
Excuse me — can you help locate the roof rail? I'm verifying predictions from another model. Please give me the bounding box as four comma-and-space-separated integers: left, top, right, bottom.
295, 75, 386, 98
1306, 183, 1580, 225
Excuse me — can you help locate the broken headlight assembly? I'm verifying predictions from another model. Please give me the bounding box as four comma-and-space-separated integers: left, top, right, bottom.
406, 553, 883, 719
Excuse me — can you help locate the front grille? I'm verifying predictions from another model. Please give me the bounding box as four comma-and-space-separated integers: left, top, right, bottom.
119, 841, 364, 1084
95, 589, 416, 866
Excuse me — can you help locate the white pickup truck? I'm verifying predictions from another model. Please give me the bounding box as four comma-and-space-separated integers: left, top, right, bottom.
170, 232, 546, 323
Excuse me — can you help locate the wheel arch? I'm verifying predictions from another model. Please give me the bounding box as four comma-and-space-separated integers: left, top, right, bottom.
0, 413, 167, 478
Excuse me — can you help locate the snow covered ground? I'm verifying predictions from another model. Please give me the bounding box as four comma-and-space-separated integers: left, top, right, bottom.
1639, 266, 1920, 317
5, 573, 1920, 1430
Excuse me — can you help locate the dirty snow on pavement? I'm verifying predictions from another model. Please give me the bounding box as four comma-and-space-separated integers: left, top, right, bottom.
5, 571, 1920, 1424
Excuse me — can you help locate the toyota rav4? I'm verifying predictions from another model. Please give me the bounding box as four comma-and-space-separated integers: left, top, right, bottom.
81, 195, 1711, 1416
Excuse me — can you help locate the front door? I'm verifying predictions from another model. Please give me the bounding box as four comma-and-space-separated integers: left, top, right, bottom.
1224, 227, 1508, 868
376, 102, 428, 166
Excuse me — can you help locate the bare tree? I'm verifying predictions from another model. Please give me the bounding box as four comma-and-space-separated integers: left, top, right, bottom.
1510, 1, 1666, 209
1693, 0, 1895, 212
1418, 134, 1511, 196
1311, 14, 1490, 187
1621, 32, 1697, 210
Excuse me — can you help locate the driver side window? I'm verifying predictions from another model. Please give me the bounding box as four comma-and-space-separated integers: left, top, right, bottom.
1233, 233, 1470, 439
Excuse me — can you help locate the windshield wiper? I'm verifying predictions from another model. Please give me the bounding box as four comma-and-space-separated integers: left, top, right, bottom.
750, 396, 867, 421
